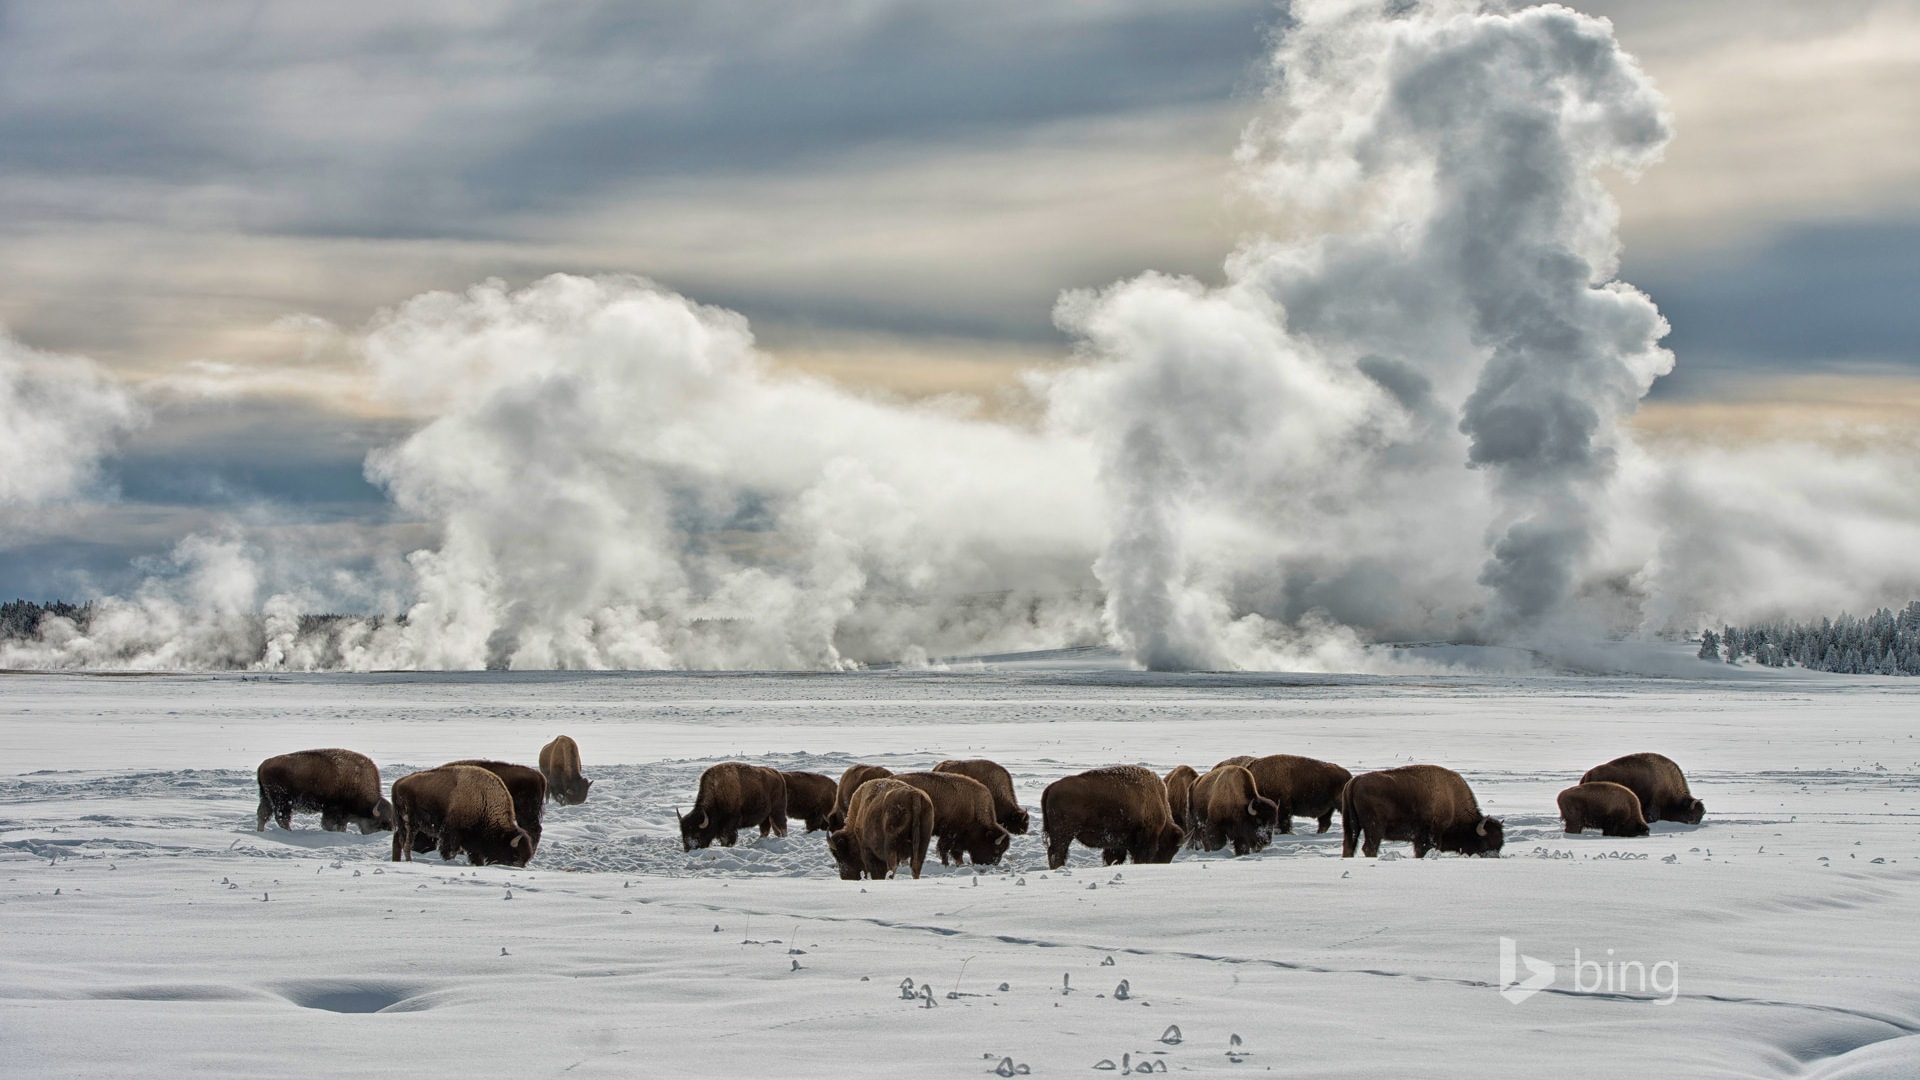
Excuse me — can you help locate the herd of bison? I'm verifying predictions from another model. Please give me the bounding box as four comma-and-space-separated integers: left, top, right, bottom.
254, 738, 1707, 879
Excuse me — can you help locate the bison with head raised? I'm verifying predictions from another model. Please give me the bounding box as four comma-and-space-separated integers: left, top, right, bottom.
679, 762, 789, 851
1041, 766, 1184, 869
1340, 765, 1502, 858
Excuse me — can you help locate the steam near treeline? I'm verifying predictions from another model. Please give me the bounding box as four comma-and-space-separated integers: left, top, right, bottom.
1698, 604, 1920, 676
4, 0, 1920, 672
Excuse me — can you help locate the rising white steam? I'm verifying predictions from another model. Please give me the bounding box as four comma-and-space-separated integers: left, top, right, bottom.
0, 330, 141, 518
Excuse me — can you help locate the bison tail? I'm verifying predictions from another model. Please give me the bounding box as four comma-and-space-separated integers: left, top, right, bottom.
909, 802, 932, 880
1337, 780, 1358, 857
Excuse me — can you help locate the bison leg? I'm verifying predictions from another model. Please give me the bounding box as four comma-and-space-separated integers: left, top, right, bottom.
1045, 833, 1070, 871
438, 831, 459, 862
392, 825, 408, 862
1563, 813, 1583, 835
770, 813, 788, 838
1360, 825, 1382, 858
320, 809, 343, 832
255, 790, 272, 832
1341, 811, 1359, 858
272, 795, 293, 832
1411, 829, 1432, 859
1316, 810, 1334, 834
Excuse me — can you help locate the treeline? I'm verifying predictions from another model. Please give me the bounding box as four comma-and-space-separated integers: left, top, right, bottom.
1699, 602, 1920, 675
0, 599, 92, 639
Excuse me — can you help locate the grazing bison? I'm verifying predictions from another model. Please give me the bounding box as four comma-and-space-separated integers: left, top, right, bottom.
1581, 753, 1705, 825
1223, 754, 1351, 834
826, 778, 934, 881
538, 736, 592, 805
256, 749, 393, 834
1558, 781, 1650, 837
1190, 764, 1284, 856
1163, 765, 1200, 844
1041, 766, 1184, 869
1340, 765, 1503, 859
411, 760, 547, 854
933, 758, 1030, 835
679, 762, 789, 851
782, 770, 839, 833
895, 771, 1012, 866
391, 765, 532, 867
829, 764, 894, 830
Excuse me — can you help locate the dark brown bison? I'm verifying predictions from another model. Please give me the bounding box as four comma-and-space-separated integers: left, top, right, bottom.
406, 760, 546, 855
1222, 754, 1351, 834
1190, 764, 1283, 856
933, 758, 1030, 835
1163, 765, 1200, 845
826, 778, 934, 881
1557, 781, 1650, 837
829, 764, 893, 830
256, 749, 393, 834
894, 771, 1012, 866
391, 765, 532, 867
538, 735, 592, 805
1581, 753, 1704, 825
679, 762, 789, 851
782, 770, 838, 833
1041, 765, 1184, 869
1340, 765, 1503, 858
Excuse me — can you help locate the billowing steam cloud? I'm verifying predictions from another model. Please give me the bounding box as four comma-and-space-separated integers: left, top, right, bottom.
0, 330, 141, 519
5, 0, 1919, 672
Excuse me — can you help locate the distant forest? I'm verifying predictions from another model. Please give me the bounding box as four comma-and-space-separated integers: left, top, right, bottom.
0, 599, 90, 639
1700, 602, 1920, 676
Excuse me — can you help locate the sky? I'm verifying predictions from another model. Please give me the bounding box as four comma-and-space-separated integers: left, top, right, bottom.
2, 0, 1918, 603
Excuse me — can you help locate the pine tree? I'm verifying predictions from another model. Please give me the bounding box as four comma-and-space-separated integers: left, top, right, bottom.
1697, 630, 1720, 661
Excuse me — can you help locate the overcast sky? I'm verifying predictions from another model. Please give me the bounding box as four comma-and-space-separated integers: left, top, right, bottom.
3, 0, 1918, 600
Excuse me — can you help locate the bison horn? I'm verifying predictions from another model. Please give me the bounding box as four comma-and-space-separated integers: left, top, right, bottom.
1247, 801, 1261, 818
1476, 819, 1489, 836
698, 812, 709, 830
674, 805, 684, 824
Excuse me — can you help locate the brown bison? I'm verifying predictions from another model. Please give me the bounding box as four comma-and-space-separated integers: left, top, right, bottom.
405, 760, 546, 855
828, 764, 893, 830
391, 765, 532, 867
679, 762, 789, 851
1041, 766, 1184, 869
538, 735, 592, 805
782, 770, 839, 833
933, 758, 1030, 834
1190, 764, 1284, 856
1581, 753, 1705, 825
1340, 765, 1503, 858
894, 771, 1012, 866
1163, 764, 1200, 844
826, 778, 934, 881
256, 749, 393, 834
1221, 754, 1351, 834
1557, 781, 1650, 837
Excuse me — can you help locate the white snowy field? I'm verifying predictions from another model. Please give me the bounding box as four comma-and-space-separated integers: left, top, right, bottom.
4, 660, 1919, 1078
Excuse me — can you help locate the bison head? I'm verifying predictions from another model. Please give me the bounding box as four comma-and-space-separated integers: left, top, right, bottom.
1006, 807, 1031, 835
1463, 815, 1505, 856
970, 825, 1012, 866
1148, 823, 1184, 864
825, 831, 862, 880
361, 798, 396, 835
678, 806, 719, 852
1679, 798, 1705, 825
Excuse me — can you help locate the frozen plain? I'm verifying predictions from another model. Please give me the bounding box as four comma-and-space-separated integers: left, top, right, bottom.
3, 654, 1919, 1079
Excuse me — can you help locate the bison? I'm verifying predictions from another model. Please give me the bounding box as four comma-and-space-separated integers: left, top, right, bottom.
782, 770, 839, 833
679, 762, 789, 851
538, 735, 593, 805
829, 764, 894, 831
1221, 754, 1351, 834
1041, 765, 1184, 869
932, 758, 1030, 834
826, 778, 934, 881
256, 749, 393, 834
391, 764, 532, 867
1190, 764, 1283, 856
406, 760, 547, 855
1163, 764, 1200, 844
1581, 753, 1704, 825
1557, 781, 1650, 837
1340, 765, 1502, 859
894, 771, 1012, 866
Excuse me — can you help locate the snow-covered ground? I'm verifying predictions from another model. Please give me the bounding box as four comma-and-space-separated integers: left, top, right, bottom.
4, 660, 1919, 1078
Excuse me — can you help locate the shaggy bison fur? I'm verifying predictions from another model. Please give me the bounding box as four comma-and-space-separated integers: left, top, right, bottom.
1191, 764, 1283, 856
826, 778, 934, 881
1340, 765, 1503, 859
1581, 753, 1704, 824
679, 762, 789, 851
538, 735, 593, 804
782, 770, 839, 833
391, 764, 532, 867
829, 764, 894, 830
256, 749, 393, 834
1041, 765, 1184, 869
1557, 781, 1650, 837
1222, 754, 1351, 834
408, 760, 547, 855
932, 758, 1030, 835
894, 771, 1012, 866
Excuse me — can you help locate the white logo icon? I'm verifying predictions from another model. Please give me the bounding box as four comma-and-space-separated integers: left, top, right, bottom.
1499, 937, 1556, 1004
